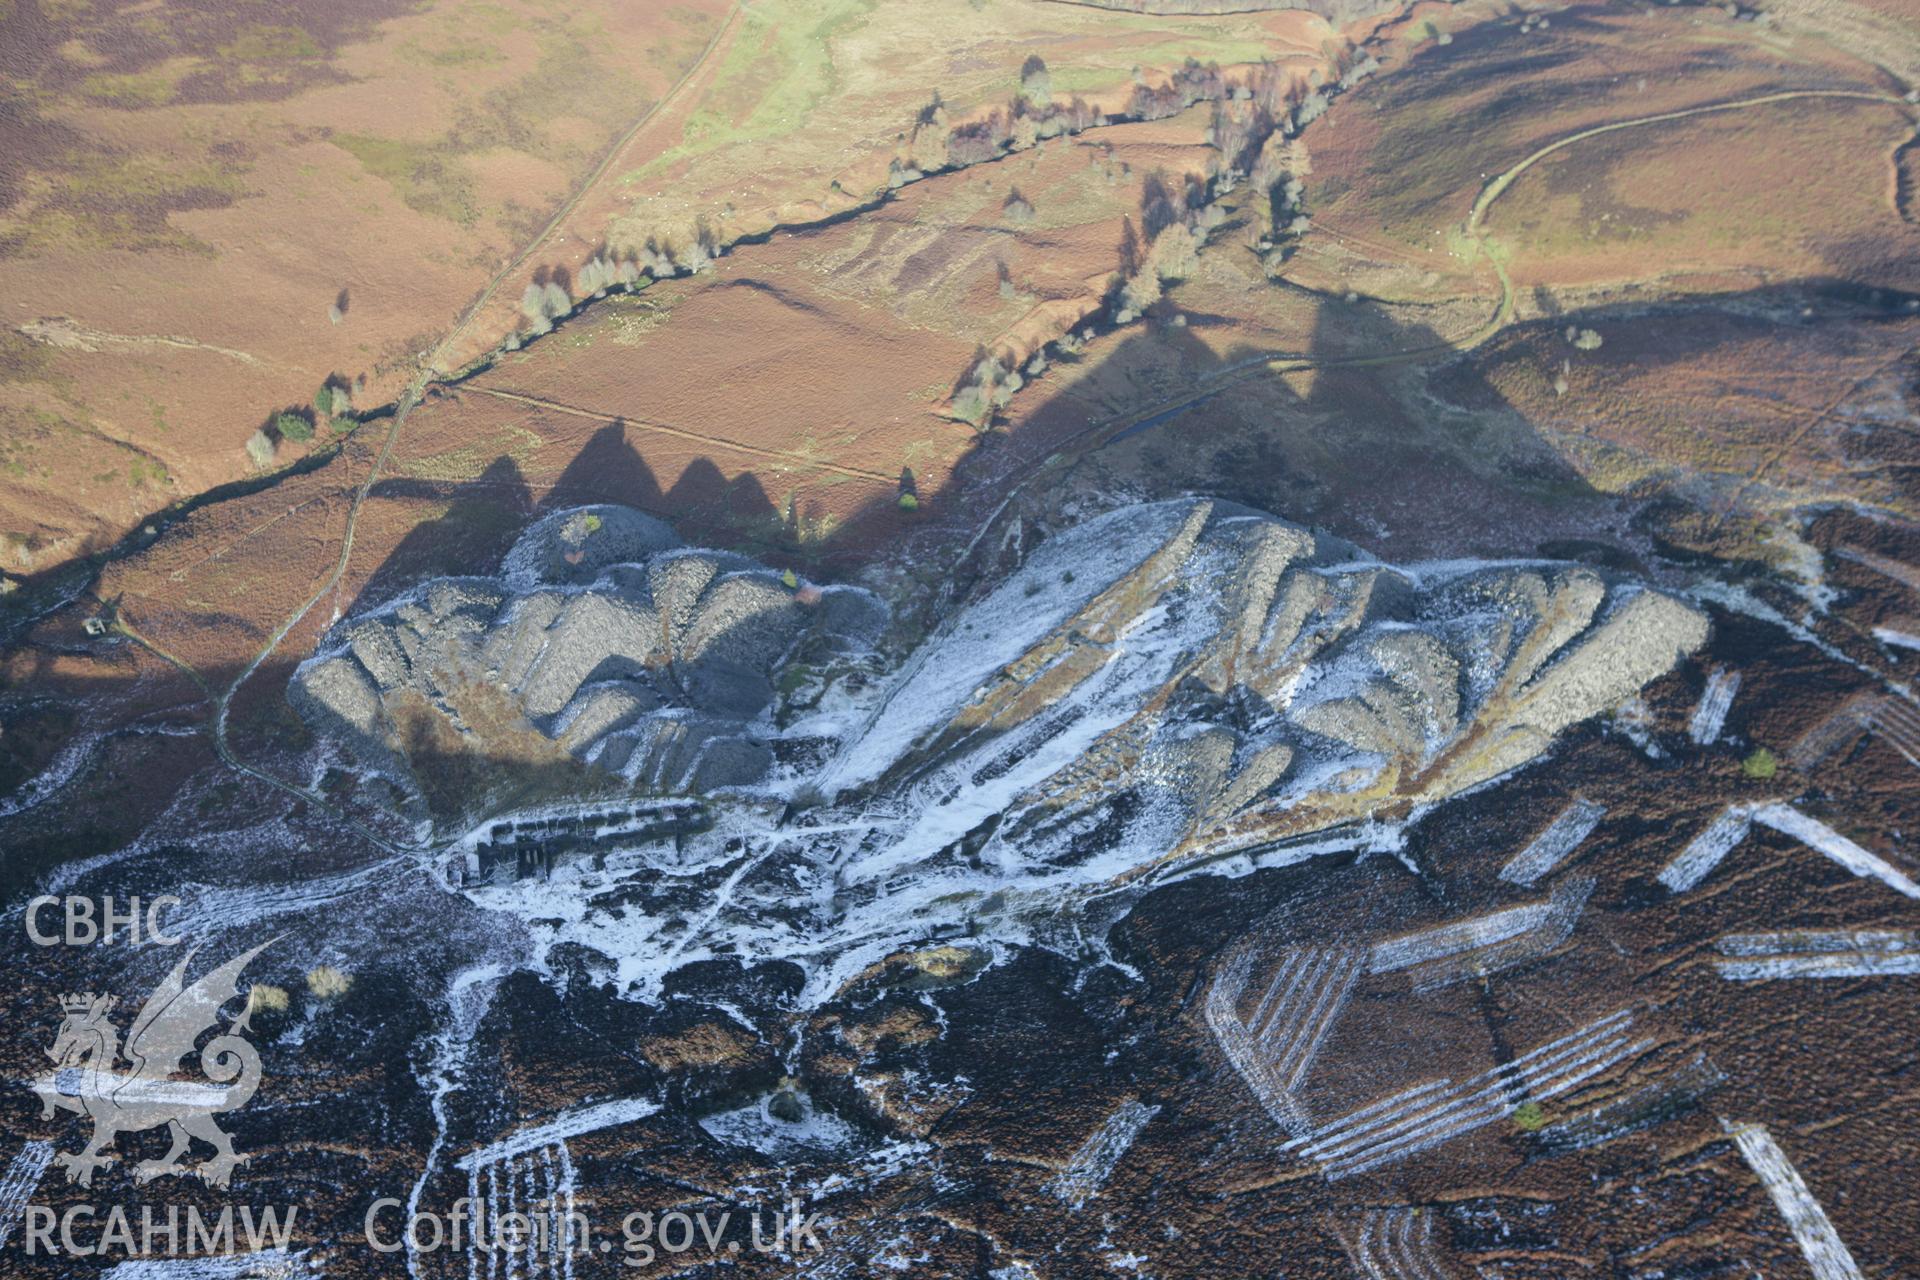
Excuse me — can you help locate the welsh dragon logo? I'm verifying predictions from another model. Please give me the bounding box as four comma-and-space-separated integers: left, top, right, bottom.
33, 940, 275, 1188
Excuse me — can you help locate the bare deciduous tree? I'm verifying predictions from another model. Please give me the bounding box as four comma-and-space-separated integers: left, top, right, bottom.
1021, 55, 1051, 107
245, 429, 277, 469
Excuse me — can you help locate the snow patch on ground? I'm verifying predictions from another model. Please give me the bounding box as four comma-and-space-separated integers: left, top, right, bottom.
699, 1095, 860, 1161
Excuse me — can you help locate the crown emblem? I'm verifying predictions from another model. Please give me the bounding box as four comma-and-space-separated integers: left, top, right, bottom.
59, 993, 112, 1015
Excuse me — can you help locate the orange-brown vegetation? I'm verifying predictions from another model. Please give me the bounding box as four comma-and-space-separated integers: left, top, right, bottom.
0, 0, 733, 570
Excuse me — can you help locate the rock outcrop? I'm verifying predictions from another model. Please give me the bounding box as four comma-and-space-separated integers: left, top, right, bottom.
294, 498, 1706, 997
290, 505, 886, 807
826, 498, 1709, 887
299, 498, 1712, 997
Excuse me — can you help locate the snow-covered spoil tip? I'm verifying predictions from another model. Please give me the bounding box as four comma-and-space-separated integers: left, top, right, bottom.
817, 499, 1213, 796
1723, 1121, 1866, 1280
289, 505, 887, 812
1499, 797, 1605, 886
360, 499, 1709, 1011
828, 498, 1706, 890
501, 503, 680, 587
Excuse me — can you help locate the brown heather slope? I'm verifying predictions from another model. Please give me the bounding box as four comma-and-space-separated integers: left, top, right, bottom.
423, 109, 1225, 546
0, 88, 1252, 812
830, 0, 1920, 613
4, 0, 1913, 597
0, 0, 1378, 696
56, 99, 1232, 685
428, 0, 1347, 374
8, 0, 1920, 873
0, 0, 734, 573
1433, 300, 1920, 539
0, 0, 1351, 582
1099, 0, 1920, 552
1296, 0, 1910, 302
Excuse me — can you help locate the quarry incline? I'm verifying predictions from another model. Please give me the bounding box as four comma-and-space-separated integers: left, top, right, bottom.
289, 498, 1708, 1001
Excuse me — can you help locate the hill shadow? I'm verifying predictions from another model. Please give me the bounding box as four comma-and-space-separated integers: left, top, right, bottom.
349, 421, 795, 615
374, 273, 1593, 604
7, 264, 1918, 893
356, 455, 535, 607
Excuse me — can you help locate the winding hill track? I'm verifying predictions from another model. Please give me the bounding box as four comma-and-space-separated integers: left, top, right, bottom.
951, 89, 1919, 590
1461, 89, 1919, 339
113, 62, 1913, 853
1001, 90, 1920, 510
115, 5, 751, 849
464, 387, 898, 484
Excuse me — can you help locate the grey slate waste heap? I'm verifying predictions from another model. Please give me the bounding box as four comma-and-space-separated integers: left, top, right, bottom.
290, 504, 886, 801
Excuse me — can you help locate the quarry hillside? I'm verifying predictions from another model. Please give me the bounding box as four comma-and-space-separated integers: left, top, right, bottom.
4, 0, 1920, 1275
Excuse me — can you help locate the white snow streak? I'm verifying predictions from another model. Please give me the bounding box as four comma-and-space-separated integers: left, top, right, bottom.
1688, 668, 1740, 745
1044, 1100, 1159, 1208
1658, 806, 1755, 893
0, 1139, 53, 1248
1724, 1121, 1865, 1280
100, 1251, 313, 1279
1713, 929, 1920, 980
1752, 804, 1920, 899
458, 1098, 661, 1170
1285, 1009, 1644, 1179
1499, 797, 1604, 886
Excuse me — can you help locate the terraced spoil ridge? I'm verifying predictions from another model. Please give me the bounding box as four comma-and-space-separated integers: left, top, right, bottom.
290, 498, 1711, 1002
